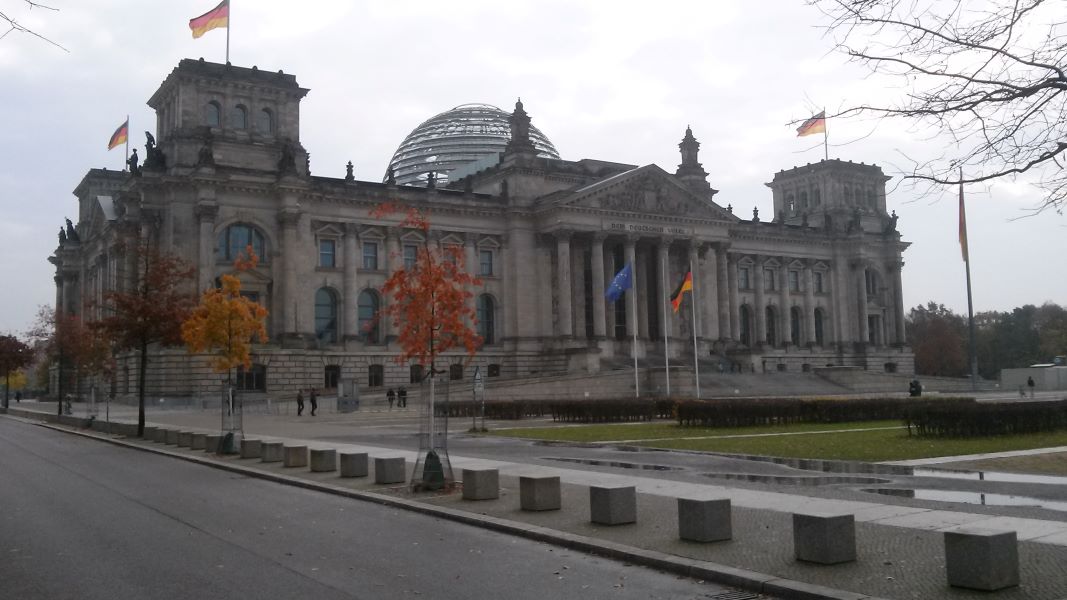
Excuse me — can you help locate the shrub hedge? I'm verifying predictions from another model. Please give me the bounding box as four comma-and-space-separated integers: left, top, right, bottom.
905, 400, 1067, 437
674, 397, 975, 427
436, 400, 550, 420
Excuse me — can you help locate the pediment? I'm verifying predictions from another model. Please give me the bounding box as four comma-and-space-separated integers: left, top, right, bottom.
555, 165, 734, 221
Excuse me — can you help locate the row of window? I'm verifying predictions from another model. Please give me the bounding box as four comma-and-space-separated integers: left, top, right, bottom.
205, 101, 273, 134
235, 362, 502, 392
738, 305, 829, 347
738, 267, 826, 294
314, 288, 497, 345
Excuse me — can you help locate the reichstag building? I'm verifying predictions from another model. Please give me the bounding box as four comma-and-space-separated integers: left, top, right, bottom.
52, 59, 913, 399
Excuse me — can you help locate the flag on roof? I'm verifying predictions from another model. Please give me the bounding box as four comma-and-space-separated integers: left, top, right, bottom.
107, 118, 128, 150
796, 111, 826, 137
190, 0, 229, 39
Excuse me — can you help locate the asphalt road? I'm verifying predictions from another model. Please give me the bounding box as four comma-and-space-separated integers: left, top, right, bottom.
0, 418, 742, 600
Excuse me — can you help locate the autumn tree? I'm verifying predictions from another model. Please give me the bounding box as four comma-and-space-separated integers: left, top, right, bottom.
0, 334, 33, 409
906, 302, 968, 377
811, 0, 1067, 211
26, 307, 112, 416
98, 241, 195, 435
371, 202, 482, 489
181, 247, 268, 430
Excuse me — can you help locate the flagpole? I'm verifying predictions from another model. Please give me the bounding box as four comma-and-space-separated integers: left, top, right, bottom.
961, 168, 978, 391
662, 253, 670, 398
823, 107, 828, 161
124, 114, 129, 170
225, 0, 230, 63
690, 259, 701, 400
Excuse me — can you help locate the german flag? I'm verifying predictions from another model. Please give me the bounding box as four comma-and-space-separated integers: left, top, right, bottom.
189, 0, 229, 39
796, 111, 826, 137
959, 178, 969, 263
107, 118, 128, 150
669, 271, 693, 313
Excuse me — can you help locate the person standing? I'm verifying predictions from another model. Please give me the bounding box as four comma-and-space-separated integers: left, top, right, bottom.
1028, 376, 1036, 399
310, 388, 318, 416
398, 386, 407, 408
296, 390, 304, 416
386, 388, 395, 410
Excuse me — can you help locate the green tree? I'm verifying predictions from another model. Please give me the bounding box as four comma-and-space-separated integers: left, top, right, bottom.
906, 302, 967, 377
0, 334, 33, 409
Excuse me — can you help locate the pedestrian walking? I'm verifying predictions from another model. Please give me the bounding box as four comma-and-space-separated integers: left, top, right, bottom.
14, 391, 20, 403
296, 390, 304, 416
386, 388, 395, 410
310, 388, 318, 416
398, 386, 407, 408
1028, 376, 1036, 398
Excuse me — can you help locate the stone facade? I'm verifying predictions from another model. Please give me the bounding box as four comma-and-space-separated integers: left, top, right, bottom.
51, 58, 913, 401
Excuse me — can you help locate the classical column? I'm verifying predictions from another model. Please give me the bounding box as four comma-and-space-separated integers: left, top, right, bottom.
657, 241, 672, 340
624, 237, 638, 340
590, 233, 607, 338
803, 264, 816, 345
571, 238, 586, 338
278, 209, 301, 335
343, 223, 360, 338
779, 262, 791, 345
688, 243, 702, 338
831, 259, 849, 343
856, 262, 870, 345
717, 245, 731, 340
753, 258, 766, 345
555, 230, 573, 338
195, 202, 218, 293
727, 252, 739, 342
464, 234, 478, 330
700, 244, 718, 340
891, 261, 906, 345
384, 228, 400, 341
636, 245, 649, 339
537, 235, 554, 337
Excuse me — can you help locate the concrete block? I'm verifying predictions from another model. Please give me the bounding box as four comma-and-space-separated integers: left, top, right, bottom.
261, 442, 284, 463
590, 485, 636, 525
678, 497, 732, 542
204, 434, 222, 452
177, 431, 193, 447
310, 449, 337, 472
339, 452, 368, 478
153, 428, 169, 443
373, 456, 406, 484
190, 433, 207, 450
164, 429, 179, 445
283, 445, 308, 468
142, 426, 157, 440
793, 512, 856, 565
945, 528, 1019, 591
240, 438, 262, 459
462, 468, 499, 500
520, 475, 561, 511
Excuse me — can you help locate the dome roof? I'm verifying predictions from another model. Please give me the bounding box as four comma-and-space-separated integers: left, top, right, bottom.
385, 103, 560, 187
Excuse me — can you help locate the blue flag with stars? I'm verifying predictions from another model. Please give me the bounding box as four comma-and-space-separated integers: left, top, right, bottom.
605, 263, 633, 303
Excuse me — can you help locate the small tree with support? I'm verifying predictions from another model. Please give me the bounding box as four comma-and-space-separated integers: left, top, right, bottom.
181, 247, 268, 453
371, 202, 482, 491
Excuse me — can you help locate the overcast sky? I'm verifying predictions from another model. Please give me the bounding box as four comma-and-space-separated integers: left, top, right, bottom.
2, 0, 1064, 335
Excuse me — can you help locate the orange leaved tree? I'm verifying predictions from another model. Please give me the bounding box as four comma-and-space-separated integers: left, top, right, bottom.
371, 202, 482, 489
181, 247, 268, 435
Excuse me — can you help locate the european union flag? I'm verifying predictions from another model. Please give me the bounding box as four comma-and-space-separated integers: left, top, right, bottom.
605, 263, 633, 303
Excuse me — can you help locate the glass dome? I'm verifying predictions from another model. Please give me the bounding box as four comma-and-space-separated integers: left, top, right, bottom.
385, 103, 560, 187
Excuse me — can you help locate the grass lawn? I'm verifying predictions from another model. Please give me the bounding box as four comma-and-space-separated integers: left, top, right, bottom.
489, 421, 1067, 462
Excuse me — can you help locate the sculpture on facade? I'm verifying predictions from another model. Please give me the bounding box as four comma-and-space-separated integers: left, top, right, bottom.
426, 171, 436, 189
143, 131, 166, 170
127, 148, 140, 174
277, 141, 297, 175
196, 141, 216, 167
345, 161, 354, 181
385, 167, 396, 185
752, 207, 760, 222
65, 218, 79, 242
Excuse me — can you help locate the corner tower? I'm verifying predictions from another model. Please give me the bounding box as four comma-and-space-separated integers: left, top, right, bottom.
766, 159, 893, 233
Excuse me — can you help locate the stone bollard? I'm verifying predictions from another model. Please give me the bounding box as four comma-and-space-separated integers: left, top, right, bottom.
678, 497, 732, 542
204, 434, 223, 452
339, 452, 369, 478
310, 449, 337, 472
190, 433, 207, 450
590, 485, 637, 525
261, 442, 284, 463
142, 426, 158, 440
240, 438, 262, 459
153, 428, 168, 443
177, 431, 193, 447
373, 457, 406, 484
165, 429, 179, 445
520, 475, 561, 512
283, 445, 308, 468
462, 468, 499, 500
945, 528, 1020, 591
793, 512, 856, 565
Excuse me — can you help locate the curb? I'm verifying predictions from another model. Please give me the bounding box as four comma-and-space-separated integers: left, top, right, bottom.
20, 415, 888, 600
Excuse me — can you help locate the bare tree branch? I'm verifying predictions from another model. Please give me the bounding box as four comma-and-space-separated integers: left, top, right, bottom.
0, 0, 68, 52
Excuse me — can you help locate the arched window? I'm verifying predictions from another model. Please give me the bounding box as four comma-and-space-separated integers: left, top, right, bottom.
232, 104, 247, 129
216, 223, 266, 261
739, 305, 751, 346
357, 289, 380, 343
205, 101, 221, 127
790, 306, 802, 345
314, 288, 338, 343
765, 306, 777, 346
256, 108, 273, 134
814, 308, 826, 346
477, 294, 495, 345
785, 193, 795, 212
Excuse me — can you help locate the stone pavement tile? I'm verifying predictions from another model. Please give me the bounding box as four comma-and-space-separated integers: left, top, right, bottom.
873, 509, 991, 531
1028, 530, 1067, 546
944, 517, 1067, 542
851, 504, 931, 523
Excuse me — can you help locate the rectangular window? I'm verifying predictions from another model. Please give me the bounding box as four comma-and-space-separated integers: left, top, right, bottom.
814, 272, 825, 294
479, 249, 493, 276
324, 365, 340, 389
409, 364, 424, 384
403, 244, 418, 271
739, 267, 750, 290
449, 364, 463, 381
236, 364, 267, 392
764, 269, 776, 291
319, 239, 336, 268
788, 270, 800, 292
362, 242, 378, 270
368, 364, 384, 387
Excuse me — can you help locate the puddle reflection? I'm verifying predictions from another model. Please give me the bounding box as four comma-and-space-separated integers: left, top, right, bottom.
863, 488, 1067, 512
